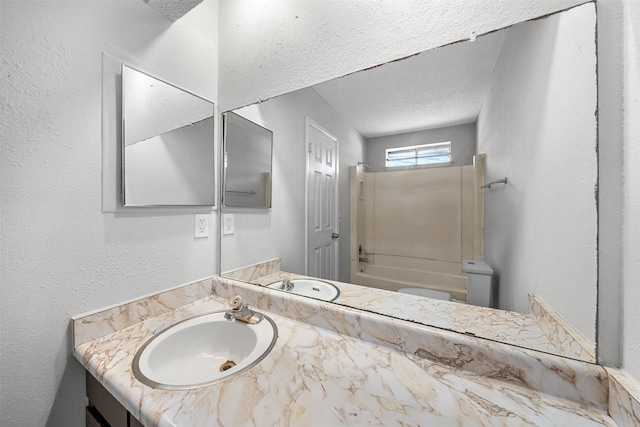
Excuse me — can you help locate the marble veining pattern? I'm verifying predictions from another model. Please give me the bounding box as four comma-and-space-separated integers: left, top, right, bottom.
221, 258, 280, 282
247, 271, 588, 360
215, 277, 609, 410
529, 294, 596, 362
72, 277, 213, 346
606, 368, 640, 427
75, 289, 615, 427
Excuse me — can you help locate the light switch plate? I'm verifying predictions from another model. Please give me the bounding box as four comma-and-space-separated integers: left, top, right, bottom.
194, 214, 208, 238
223, 214, 235, 235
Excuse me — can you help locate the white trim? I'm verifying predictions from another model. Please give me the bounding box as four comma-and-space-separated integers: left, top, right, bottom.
383, 162, 454, 172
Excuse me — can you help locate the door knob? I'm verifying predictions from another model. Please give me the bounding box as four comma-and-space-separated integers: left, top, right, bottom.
331, 233, 339, 239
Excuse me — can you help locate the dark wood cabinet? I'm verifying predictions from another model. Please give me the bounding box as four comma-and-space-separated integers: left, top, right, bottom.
86, 371, 144, 427
86, 406, 106, 427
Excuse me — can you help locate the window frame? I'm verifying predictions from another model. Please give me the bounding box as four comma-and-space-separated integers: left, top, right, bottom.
384, 141, 452, 169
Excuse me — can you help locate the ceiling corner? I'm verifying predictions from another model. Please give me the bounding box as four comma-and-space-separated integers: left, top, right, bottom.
144, 0, 204, 22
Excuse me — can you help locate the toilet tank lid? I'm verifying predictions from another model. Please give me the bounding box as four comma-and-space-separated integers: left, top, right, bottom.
462, 260, 494, 275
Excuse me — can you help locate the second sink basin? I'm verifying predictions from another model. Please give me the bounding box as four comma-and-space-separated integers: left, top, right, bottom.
132, 310, 277, 390
267, 278, 340, 302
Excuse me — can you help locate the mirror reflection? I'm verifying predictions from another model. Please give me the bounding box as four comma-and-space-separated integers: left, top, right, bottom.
223, 112, 273, 209
220, 4, 597, 362
122, 65, 215, 207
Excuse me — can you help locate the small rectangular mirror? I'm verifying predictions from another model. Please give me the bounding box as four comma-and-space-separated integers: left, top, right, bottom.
223, 112, 273, 209
122, 64, 215, 207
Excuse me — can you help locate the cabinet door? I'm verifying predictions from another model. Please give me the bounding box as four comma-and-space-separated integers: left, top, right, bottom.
130, 415, 145, 427
86, 372, 128, 427
86, 406, 107, 427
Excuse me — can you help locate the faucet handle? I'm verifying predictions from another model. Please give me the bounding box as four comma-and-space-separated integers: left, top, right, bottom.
229, 295, 244, 310
282, 279, 295, 292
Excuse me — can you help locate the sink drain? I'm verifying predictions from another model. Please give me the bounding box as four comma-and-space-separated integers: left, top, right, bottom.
219, 360, 237, 372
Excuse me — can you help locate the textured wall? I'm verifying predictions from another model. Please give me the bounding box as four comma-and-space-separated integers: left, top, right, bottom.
0, 1, 218, 426
623, 0, 640, 380
477, 4, 597, 340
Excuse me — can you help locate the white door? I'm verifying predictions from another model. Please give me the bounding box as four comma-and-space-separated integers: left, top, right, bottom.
306, 118, 339, 280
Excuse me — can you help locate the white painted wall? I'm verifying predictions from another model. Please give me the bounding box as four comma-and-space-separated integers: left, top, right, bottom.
0, 1, 218, 426
477, 4, 597, 340
365, 123, 477, 172
222, 87, 365, 282
622, 0, 640, 380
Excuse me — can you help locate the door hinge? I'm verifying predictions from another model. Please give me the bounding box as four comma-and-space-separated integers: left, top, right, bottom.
309, 143, 313, 153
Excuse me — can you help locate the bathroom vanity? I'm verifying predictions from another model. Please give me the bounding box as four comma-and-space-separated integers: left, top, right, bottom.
86, 372, 143, 427
72, 275, 639, 427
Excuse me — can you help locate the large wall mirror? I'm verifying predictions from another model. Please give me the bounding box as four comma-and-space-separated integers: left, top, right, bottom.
122, 64, 215, 207
223, 112, 273, 209
220, 3, 598, 363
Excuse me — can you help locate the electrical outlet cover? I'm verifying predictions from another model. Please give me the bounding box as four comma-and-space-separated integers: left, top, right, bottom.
194, 214, 208, 238
223, 214, 234, 235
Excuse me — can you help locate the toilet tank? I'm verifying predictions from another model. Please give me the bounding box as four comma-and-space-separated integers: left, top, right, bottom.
462, 260, 497, 308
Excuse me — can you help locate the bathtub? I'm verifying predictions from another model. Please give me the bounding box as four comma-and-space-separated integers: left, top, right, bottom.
353, 264, 468, 302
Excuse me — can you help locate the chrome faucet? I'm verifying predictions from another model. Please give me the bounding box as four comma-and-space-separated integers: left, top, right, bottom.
224, 295, 263, 324
280, 279, 295, 292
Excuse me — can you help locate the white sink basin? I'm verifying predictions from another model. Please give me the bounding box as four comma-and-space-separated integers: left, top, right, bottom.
132, 310, 277, 390
267, 278, 340, 302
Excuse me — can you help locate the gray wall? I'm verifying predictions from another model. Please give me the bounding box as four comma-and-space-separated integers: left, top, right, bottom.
477, 4, 597, 341
222, 87, 365, 283
365, 123, 476, 172
618, 0, 640, 375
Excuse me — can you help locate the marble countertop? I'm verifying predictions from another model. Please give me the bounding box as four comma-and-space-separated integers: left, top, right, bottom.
250, 271, 581, 358
73, 279, 616, 427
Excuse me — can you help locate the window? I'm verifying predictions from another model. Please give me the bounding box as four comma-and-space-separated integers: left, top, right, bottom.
385, 142, 452, 168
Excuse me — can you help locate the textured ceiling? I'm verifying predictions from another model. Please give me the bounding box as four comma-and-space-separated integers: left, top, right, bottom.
312, 29, 509, 138
145, 0, 204, 22
143, 0, 507, 137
